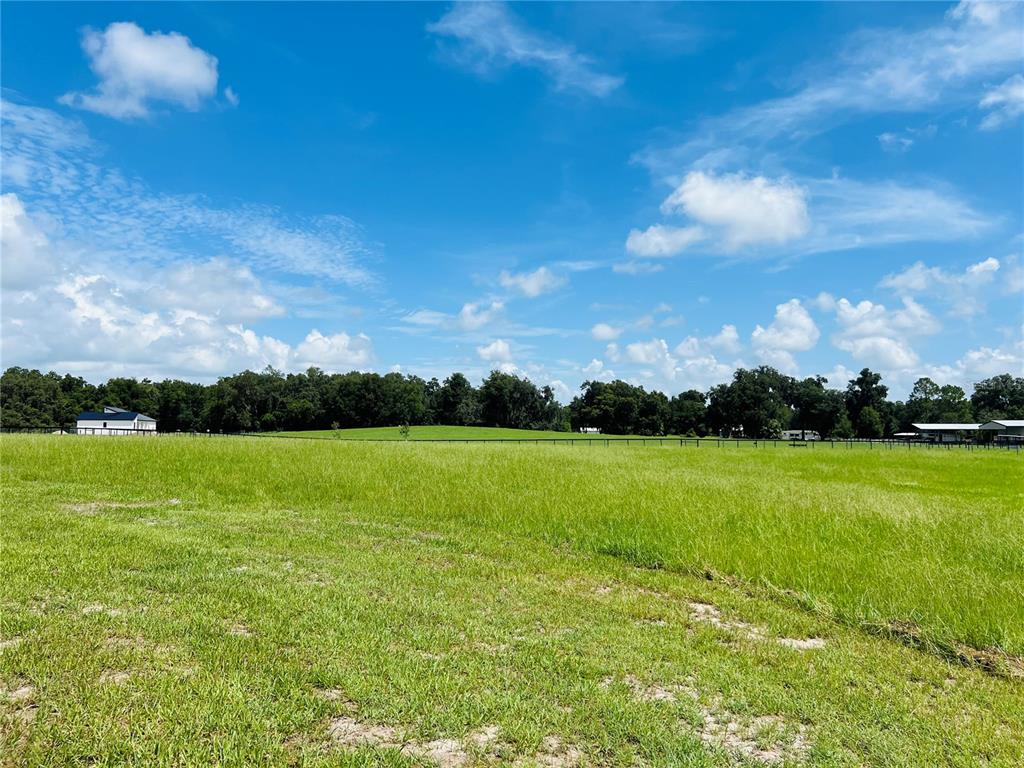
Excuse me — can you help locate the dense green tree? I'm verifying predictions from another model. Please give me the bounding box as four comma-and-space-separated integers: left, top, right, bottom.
856, 405, 884, 438
970, 374, 1024, 421
668, 390, 707, 436
845, 368, 888, 427
790, 376, 847, 437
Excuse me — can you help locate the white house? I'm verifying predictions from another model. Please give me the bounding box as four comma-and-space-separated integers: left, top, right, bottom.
76, 406, 157, 435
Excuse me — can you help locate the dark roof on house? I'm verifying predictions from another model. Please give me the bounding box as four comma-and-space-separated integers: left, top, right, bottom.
77, 410, 155, 421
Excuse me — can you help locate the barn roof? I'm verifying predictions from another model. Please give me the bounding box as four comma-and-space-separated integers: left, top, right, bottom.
77, 410, 155, 422
911, 423, 981, 431
980, 419, 1024, 428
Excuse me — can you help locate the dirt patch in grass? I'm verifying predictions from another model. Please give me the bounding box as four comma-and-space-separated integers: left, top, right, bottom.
688, 601, 826, 652
606, 673, 812, 765
0, 637, 23, 653
99, 670, 130, 685
524, 735, 585, 768
601, 674, 684, 704
82, 604, 125, 618
777, 637, 827, 650
698, 704, 810, 766
228, 623, 253, 637
2, 680, 40, 752
319, 707, 536, 767
688, 601, 766, 641
63, 498, 181, 515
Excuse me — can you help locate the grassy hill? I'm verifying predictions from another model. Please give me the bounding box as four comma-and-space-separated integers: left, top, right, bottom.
2, 435, 1021, 766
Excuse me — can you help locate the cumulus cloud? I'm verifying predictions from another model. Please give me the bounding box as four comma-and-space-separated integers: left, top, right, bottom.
499, 266, 566, 297
660, 171, 810, 249
750, 299, 819, 374
591, 322, 622, 341
624, 224, 705, 257
59, 22, 221, 119
979, 73, 1024, 130
879, 256, 1001, 316
427, 3, 623, 97
823, 296, 941, 370
293, 330, 373, 370
477, 338, 512, 362
1, 192, 56, 290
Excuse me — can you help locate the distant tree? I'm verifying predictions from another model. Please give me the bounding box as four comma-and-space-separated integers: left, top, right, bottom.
832, 410, 855, 439
668, 390, 707, 436
0, 368, 66, 428
436, 373, 480, 426
970, 374, 1024, 421
905, 377, 942, 426
707, 367, 794, 438
846, 368, 888, 428
790, 376, 846, 437
856, 405, 884, 438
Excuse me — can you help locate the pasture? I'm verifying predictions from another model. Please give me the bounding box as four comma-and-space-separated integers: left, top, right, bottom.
2, 435, 1022, 766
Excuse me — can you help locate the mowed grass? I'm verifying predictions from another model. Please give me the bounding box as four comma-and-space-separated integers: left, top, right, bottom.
2, 435, 1023, 766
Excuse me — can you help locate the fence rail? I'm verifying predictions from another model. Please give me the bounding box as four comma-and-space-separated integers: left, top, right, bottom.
2, 427, 1020, 451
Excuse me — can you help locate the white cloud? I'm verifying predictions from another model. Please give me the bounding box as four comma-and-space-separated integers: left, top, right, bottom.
499, 266, 567, 297
59, 22, 220, 119
660, 171, 810, 249
879, 256, 1001, 316
636, 1, 1023, 174
223, 86, 240, 107
0, 192, 56, 290
979, 74, 1024, 130
477, 338, 512, 362
707, 324, 742, 354
613, 260, 665, 275
427, 3, 623, 97
674, 324, 744, 360
458, 300, 504, 331
294, 330, 374, 370
751, 299, 819, 374
625, 224, 705, 257
625, 338, 677, 380
2, 255, 373, 380
591, 322, 622, 341
1, 100, 375, 286
877, 132, 914, 153
824, 296, 941, 371
837, 336, 920, 370
752, 299, 820, 352
582, 358, 604, 375
156, 258, 284, 322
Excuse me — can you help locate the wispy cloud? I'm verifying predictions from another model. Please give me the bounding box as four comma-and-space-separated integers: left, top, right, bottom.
636, 1, 1023, 174
979, 74, 1024, 130
428, 3, 623, 97
1, 99, 375, 286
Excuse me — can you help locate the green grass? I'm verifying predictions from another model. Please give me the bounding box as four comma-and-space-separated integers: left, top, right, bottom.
2, 435, 1022, 766
266, 425, 612, 440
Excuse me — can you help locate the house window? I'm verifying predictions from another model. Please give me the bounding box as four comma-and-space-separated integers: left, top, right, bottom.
103, 422, 107, 428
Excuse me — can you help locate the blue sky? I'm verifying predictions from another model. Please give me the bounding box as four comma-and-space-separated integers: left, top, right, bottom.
1, 1, 1021, 399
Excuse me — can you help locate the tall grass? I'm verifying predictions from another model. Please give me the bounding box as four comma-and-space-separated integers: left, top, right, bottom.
6, 435, 1022, 655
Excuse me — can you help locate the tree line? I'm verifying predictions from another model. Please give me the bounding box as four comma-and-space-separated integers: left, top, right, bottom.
1, 365, 1021, 439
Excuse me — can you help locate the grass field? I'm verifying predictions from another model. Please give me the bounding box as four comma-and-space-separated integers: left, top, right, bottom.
266, 426, 615, 440
2, 435, 1022, 766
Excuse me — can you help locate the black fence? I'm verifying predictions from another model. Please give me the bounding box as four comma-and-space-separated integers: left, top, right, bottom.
3, 427, 1019, 451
